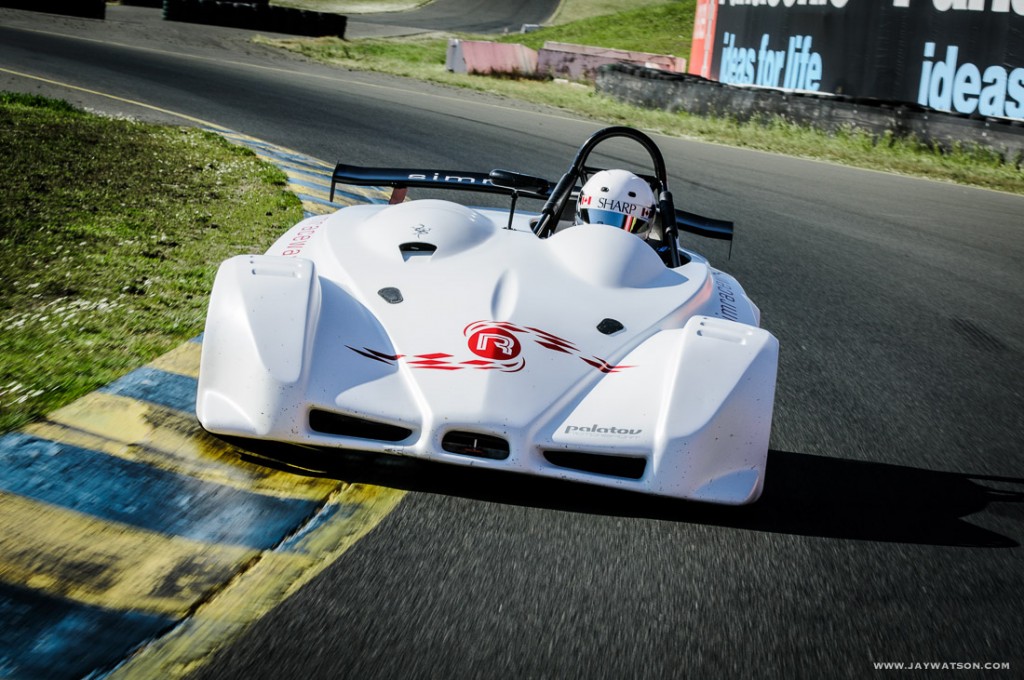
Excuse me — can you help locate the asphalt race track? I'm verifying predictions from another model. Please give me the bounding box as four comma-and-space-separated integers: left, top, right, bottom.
1, 5, 1023, 679
351, 0, 559, 33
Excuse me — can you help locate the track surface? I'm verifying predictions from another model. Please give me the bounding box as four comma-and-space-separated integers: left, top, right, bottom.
2, 6, 1023, 678
351, 0, 558, 32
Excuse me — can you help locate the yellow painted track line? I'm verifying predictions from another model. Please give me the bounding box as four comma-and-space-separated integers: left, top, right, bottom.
216, 132, 334, 170
0, 491, 256, 617
20, 340, 336, 499
0, 69, 406, 678
0, 65, 227, 129
0, 66, 388, 210
108, 483, 405, 679
147, 341, 203, 379
275, 155, 335, 174
295, 182, 335, 203
22, 394, 340, 501
282, 166, 334, 189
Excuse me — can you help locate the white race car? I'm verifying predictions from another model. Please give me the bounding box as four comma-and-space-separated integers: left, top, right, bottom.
197, 127, 778, 504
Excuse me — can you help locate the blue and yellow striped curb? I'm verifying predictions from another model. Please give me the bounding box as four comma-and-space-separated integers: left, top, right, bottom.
213, 128, 389, 217
0, 135, 405, 679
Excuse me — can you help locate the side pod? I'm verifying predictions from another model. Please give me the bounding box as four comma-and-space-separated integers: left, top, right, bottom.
549, 316, 778, 504
197, 255, 321, 437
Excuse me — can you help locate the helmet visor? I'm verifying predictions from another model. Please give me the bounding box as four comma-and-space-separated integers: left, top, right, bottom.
578, 208, 651, 236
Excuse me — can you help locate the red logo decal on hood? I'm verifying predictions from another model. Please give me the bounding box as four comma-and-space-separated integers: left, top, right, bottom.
347, 321, 633, 374
467, 327, 522, 360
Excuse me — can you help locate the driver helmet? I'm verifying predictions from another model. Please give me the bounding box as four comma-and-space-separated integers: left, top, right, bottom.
575, 169, 656, 239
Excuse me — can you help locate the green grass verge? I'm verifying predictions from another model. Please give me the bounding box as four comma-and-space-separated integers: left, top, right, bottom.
506, 0, 694, 57
260, 0, 1022, 194
0, 92, 304, 434
547, 0, 678, 26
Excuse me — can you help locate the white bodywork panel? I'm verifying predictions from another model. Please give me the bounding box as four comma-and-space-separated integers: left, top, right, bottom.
198, 200, 778, 505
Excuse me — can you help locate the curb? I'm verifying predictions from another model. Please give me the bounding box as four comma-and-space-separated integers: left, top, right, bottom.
0, 132, 402, 679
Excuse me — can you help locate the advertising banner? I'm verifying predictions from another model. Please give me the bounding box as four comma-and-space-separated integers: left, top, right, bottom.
689, 0, 1024, 121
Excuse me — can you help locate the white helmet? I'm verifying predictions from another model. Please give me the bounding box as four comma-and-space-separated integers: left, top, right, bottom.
574, 169, 657, 239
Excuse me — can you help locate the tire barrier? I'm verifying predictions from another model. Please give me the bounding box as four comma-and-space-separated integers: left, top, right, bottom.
162, 0, 346, 38
597, 63, 1024, 165
0, 0, 105, 19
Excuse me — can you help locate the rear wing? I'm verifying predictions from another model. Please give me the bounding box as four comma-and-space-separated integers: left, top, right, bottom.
331, 164, 554, 201
674, 210, 734, 241
331, 163, 734, 242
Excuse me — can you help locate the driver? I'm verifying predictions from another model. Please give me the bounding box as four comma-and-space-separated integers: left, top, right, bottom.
574, 169, 656, 239
575, 169, 680, 265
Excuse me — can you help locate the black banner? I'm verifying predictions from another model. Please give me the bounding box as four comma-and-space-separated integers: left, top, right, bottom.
693, 0, 1024, 121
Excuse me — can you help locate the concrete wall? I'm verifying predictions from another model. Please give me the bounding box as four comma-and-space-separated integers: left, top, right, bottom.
445, 40, 686, 83
597, 63, 1024, 163
537, 42, 685, 82
446, 40, 538, 76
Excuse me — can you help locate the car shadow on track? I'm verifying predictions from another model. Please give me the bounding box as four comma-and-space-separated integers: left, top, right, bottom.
230, 440, 1023, 548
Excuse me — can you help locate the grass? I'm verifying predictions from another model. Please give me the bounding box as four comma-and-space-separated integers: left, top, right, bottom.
0, 92, 304, 434
260, 0, 1023, 195
506, 1, 695, 57
547, 0, 676, 25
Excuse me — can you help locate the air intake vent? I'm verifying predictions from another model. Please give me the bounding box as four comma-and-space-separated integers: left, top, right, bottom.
544, 450, 646, 480
309, 410, 412, 442
399, 242, 437, 253
597, 318, 624, 335
399, 242, 436, 261
378, 287, 403, 304
441, 431, 510, 460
